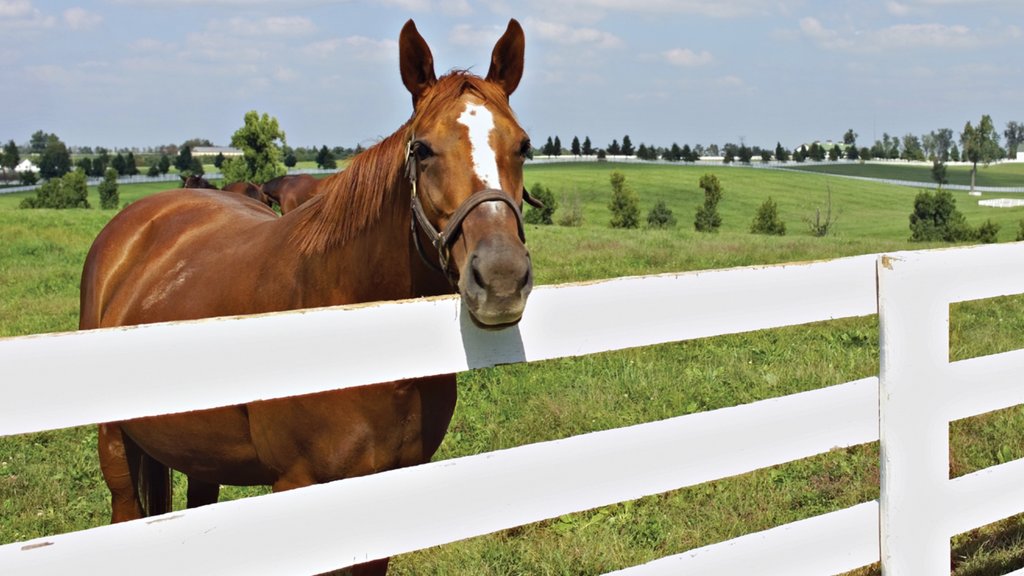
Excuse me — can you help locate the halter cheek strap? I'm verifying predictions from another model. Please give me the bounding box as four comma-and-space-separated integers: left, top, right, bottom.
405, 138, 543, 285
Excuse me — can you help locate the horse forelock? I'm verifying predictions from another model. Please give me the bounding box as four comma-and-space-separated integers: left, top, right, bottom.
292, 71, 516, 256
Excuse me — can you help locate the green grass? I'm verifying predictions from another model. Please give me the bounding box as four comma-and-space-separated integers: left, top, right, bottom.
783, 160, 1024, 188
2, 162, 1024, 573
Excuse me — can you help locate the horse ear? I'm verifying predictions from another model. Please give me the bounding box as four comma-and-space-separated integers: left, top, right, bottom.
486, 19, 525, 97
399, 19, 437, 106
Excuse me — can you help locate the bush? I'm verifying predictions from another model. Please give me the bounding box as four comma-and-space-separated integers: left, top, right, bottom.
98, 168, 120, 210
524, 182, 557, 225
975, 219, 1000, 244
646, 200, 676, 229
694, 173, 722, 233
908, 188, 972, 242
805, 185, 839, 237
20, 169, 90, 209
1017, 220, 1024, 242
750, 197, 786, 235
608, 171, 640, 229
558, 192, 584, 227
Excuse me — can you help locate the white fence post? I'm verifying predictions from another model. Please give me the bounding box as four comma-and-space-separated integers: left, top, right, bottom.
877, 254, 952, 574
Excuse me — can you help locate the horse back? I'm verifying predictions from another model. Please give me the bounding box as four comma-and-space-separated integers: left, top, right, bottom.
80, 189, 279, 330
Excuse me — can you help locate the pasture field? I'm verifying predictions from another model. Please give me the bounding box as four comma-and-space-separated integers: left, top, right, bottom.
783, 159, 1024, 188
2, 161, 1024, 574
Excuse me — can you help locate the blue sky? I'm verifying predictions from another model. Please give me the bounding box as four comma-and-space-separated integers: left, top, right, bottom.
1, 0, 1021, 152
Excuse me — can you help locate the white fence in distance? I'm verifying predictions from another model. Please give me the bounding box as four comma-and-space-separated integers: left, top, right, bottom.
0, 244, 1023, 574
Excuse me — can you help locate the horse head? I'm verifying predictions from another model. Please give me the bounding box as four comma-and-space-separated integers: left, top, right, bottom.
400, 19, 532, 328
181, 174, 216, 189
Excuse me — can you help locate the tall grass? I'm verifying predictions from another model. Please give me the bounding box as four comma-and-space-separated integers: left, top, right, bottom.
2, 162, 1024, 573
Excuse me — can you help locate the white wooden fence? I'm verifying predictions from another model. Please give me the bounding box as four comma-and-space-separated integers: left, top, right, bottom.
1, 243, 1023, 574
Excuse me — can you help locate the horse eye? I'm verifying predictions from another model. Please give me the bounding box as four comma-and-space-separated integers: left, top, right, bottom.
414, 141, 434, 161
519, 139, 531, 158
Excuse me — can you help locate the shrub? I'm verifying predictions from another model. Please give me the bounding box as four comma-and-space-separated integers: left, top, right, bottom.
524, 182, 557, 225
646, 200, 676, 229
805, 184, 839, 237
1017, 220, 1024, 242
908, 188, 972, 242
558, 192, 584, 227
694, 173, 722, 233
98, 168, 120, 210
975, 219, 1000, 244
750, 197, 786, 235
20, 169, 90, 209
608, 171, 639, 229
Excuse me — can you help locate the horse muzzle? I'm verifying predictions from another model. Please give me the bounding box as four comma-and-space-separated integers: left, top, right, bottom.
459, 233, 533, 328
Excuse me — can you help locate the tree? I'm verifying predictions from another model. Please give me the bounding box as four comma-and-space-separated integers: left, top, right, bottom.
582, 136, 593, 156
646, 200, 676, 229
961, 115, 1001, 194
214, 152, 226, 169
29, 130, 52, 154
908, 188, 973, 242
98, 167, 120, 209
751, 197, 786, 235
125, 151, 139, 176
524, 182, 557, 225
174, 145, 194, 173
607, 139, 621, 156
775, 142, 790, 163
284, 151, 297, 168
221, 110, 287, 184
38, 135, 71, 179
571, 136, 581, 157
1004, 121, 1023, 159
901, 134, 924, 161
846, 144, 859, 161
553, 136, 562, 157
621, 135, 634, 157
737, 144, 752, 164
315, 145, 337, 169
1, 139, 19, 174
111, 153, 127, 176
694, 173, 722, 232
828, 145, 840, 162
158, 154, 171, 175
843, 129, 858, 147
608, 171, 639, 228
931, 161, 948, 188
543, 137, 555, 156
20, 169, 89, 209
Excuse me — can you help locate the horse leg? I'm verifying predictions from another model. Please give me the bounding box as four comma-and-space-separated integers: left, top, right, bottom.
97, 423, 143, 522
186, 477, 220, 509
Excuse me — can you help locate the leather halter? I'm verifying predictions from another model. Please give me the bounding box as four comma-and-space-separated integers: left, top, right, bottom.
405, 138, 543, 285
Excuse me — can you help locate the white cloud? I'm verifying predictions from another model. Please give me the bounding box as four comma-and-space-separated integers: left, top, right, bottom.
799, 17, 982, 52
218, 16, 317, 37
886, 1, 911, 15
301, 36, 396, 62
662, 48, 713, 67
526, 19, 621, 49
450, 23, 504, 47
520, 0, 797, 19
63, 7, 102, 31
0, 0, 55, 30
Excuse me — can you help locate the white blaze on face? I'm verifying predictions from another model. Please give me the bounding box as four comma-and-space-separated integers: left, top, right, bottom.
458, 102, 502, 199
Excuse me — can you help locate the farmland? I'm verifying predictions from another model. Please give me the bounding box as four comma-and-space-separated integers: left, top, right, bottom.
2, 160, 1024, 573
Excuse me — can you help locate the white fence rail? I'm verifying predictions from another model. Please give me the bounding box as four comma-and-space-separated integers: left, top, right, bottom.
1, 244, 1023, 574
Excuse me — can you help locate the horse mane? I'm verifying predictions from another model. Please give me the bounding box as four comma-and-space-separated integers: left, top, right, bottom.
291, 70, 516, 256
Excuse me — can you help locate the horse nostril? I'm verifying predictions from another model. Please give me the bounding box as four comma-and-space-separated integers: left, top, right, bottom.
471, 256, 486, 289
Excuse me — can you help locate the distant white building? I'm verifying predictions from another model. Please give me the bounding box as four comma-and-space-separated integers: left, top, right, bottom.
192, 146, 242, 157
14, 159, 39, 173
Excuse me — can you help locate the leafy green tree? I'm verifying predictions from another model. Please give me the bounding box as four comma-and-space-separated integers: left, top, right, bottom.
775, 142, 790, 163
828, 145, 840, 161
843, 129, 857, 147
975, 219, 1000, 244
607, 139, 621, 156
315, 145, 337, 169
542, 137, 555, 156
571, 136, 581, 157
1, 139, 19, 173
931, 161, 948, 188
761, 150, 773, 163
621, 135, 634, 156
20, 169, 89, 208
524, 182, 557, 225
582, 136, 593, 156
158, 154, 171, 175
646, 200, 676, 229
221, 110, 287, 184
214, 152, 226, 169
901, 134, 925, 161
694, 173, 723, 232
608, 171, 639, 229
29, 130, 51, 153
751, 197, 786, 235
1004, 121, 1023, 159
111, 153, 127, 176
738, 144, 752, 164
846, 144, 860, 161
961, 115, 1002, 193
38, 135, 71, 179
553, 136, 562, 157
147, 163, 160, 177
98, 167, 119, 209
284, 151, 297, 168
125, 151, 139, 175
174, 145, 194, 173
908, 188, 973, 242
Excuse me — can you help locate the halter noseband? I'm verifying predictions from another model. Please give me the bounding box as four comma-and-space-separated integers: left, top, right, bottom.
405, 138, 543, 285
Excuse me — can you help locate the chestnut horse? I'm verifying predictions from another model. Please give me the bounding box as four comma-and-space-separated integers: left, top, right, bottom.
181, 174, 273, 207
80, 19, 531, 575
262, 173, 320, 214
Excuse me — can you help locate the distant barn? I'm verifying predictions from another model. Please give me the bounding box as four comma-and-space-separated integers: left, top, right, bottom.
192, 146, 242, 158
